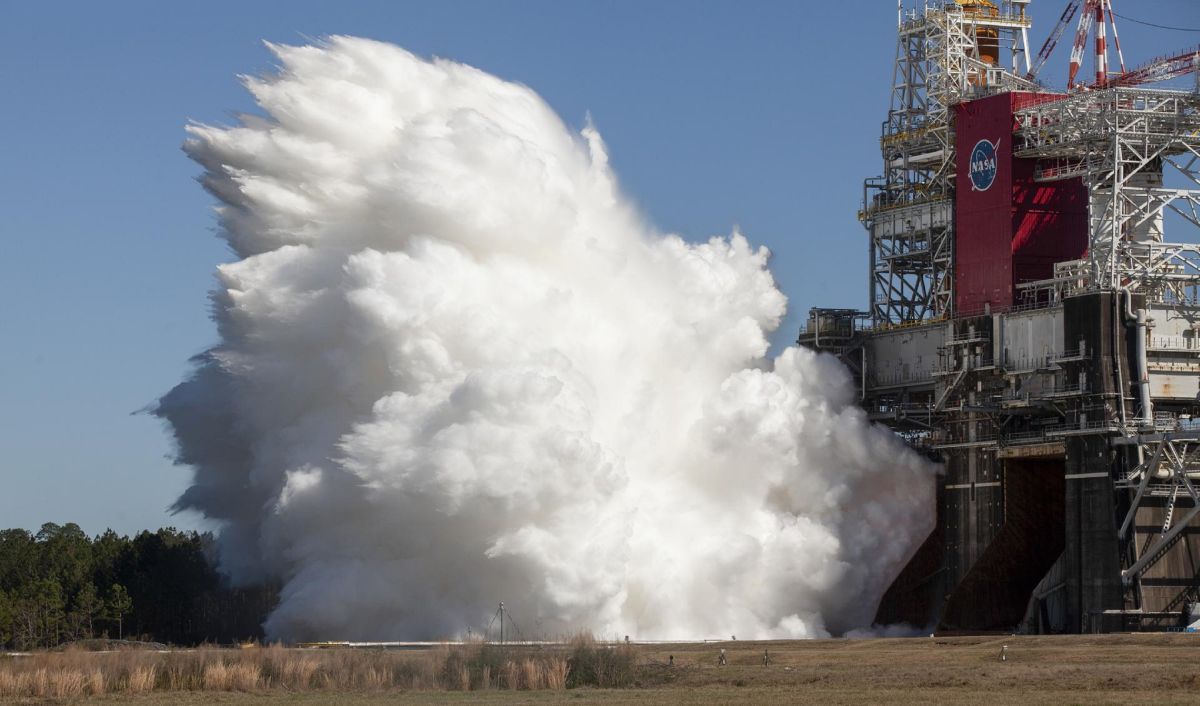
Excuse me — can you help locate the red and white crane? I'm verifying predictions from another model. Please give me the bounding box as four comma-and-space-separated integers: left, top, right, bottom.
1104, 47, 1200, 89
1026, 0, 1081, 82
1066, 0, 1125, 88
1029, 0, 1197, 90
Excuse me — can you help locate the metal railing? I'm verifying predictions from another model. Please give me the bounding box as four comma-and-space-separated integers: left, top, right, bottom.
1149, 335, 1200, 352
869, 369, 938, 388
1002, 352, 1060, 372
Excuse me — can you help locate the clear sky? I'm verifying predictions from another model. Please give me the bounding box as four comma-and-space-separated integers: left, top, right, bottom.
2, 0, 1197, 537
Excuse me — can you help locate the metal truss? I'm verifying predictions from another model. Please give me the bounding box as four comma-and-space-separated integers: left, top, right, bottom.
1114, 433, 1200, 590
842, 5, 1200, 632
1011, 86, 1200, 618
1013, 88, 1200, 304
864, 2, 1035, 327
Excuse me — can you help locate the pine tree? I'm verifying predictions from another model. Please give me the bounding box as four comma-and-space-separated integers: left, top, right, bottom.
106, 584, 132, 640
71, 582, 101, 639
0, 589, 12, 647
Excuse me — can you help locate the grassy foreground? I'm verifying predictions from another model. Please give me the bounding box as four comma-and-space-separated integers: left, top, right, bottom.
3, 633, 1200, 705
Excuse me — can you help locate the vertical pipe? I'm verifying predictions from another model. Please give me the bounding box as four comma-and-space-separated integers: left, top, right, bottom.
867, 181, 878, 328
1135, 308, 1153, 425
1094, 1, 1107, 86
861, 345, 867, 402
1113, 294, 1128, 428
1120, 288, 1153, 426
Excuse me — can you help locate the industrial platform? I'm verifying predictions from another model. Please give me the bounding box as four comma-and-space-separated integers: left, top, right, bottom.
800, 0, 1200, 633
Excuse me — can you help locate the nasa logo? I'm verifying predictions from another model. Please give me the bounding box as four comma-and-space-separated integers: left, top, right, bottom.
969, 138, 1000, 192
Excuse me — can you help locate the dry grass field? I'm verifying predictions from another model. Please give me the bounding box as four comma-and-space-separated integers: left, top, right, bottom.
2, 633, 1199, 705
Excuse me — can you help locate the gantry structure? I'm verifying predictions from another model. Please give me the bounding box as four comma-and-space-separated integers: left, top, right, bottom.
1014, 88, 1200, 309
1012, 86, 1200, 604
804, 0, 1200, 633
863, 0, 1036, 326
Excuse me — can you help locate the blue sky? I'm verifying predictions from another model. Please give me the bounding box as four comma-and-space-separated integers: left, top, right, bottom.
1, 0, 1197, 536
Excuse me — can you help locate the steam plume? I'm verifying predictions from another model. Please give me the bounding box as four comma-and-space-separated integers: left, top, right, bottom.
158, 36, 934, 641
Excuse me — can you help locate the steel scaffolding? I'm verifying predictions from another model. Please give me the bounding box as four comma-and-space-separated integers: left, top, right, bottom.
863, 1, 1035, 326
1011, 86, 1200, 608
805, 0, 1200, 635
1013, 88, 1200, 305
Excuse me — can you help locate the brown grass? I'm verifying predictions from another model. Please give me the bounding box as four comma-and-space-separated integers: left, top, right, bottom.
86, 667, 105, 695
127, 665, 158, 692
202, 661, 260, 691
4, 633, 1200, 703
0, 642, 576, 697
50, 668, 87, 698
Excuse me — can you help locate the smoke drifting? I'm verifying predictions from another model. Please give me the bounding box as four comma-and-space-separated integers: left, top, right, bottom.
158, 36, 934, 641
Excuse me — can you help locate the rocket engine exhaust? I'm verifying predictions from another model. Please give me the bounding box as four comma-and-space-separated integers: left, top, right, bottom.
157, 36, 935, 641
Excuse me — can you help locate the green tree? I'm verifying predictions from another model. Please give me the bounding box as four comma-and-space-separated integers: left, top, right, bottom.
106, 584, 132, 639
0, 524, 274, 647
90, 529, 126, 591
12, 578, 64, 648
118, 528, 221, 643
38, 523, 92, 598
0, 529, 37, 594
0, 589, 12, 648
35, 578, 65, 647
69, 582, 101, 640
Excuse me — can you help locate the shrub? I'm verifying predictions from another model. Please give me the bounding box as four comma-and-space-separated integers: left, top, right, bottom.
566, 634, 637, 688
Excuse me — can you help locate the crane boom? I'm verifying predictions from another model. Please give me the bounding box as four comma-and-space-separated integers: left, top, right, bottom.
1104, 1, 1126, 74
1028, 0, 1082, 80
1105, 47, 1200, 88
1067, 0, 1098, 88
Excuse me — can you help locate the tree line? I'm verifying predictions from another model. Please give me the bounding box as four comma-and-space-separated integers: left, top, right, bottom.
0, 524, 276, 649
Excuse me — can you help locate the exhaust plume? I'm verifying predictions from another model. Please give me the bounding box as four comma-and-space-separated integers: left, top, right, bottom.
158, 36, 934, 641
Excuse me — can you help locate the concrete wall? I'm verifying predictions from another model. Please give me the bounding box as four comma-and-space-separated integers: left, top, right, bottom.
1062, 294, 1128, 632
866, 325, 944, 389
996, 308, 1064, 369
943, 448, 1005, 598
871, 292, 1200, 633
1147, 305, 1200, 401
940, 458, 1065, 632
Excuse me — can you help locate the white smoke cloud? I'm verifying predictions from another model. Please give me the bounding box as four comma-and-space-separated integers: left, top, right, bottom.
158, 36, 934, 641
